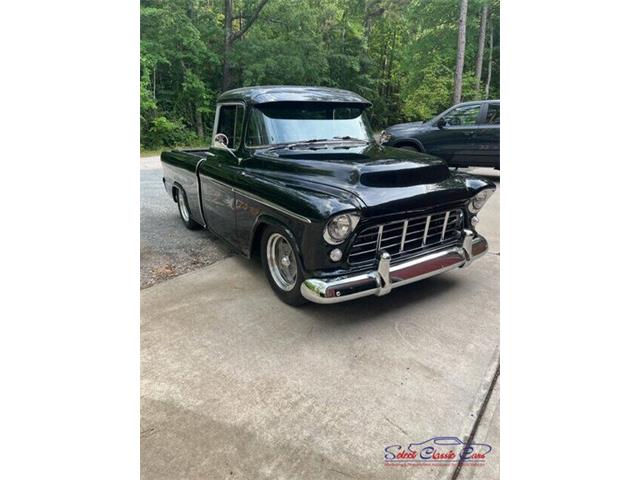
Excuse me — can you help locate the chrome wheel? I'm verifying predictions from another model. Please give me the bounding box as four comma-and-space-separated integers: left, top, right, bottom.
178, 189, 190, 222
266, 233, 298, 291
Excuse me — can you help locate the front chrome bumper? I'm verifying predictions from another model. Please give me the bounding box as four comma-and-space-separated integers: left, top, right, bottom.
301, 229, 488, 304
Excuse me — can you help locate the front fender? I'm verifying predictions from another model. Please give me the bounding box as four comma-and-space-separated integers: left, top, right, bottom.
241, 171, 362, 221
236, 171, 361, 272
248, 214, 304, 261
246, 210, 352, 275
455, 173, 496, 195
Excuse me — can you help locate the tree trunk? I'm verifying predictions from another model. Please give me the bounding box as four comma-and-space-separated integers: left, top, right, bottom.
196, 109, 204, 138
453, 0, 469, 104
474, 3, 489, 97
221, 0, 269, 91
386, 30, 397, 99
485, 21, 494, 99
222, 0, 234, 92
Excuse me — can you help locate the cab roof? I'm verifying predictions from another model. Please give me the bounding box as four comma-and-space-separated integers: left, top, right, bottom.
217, 85, 372, 107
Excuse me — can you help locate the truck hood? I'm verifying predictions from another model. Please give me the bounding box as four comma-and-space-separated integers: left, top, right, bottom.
250, 143, 477, 216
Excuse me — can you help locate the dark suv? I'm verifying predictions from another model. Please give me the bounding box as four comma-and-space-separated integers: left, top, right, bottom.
381, 100, 500, 169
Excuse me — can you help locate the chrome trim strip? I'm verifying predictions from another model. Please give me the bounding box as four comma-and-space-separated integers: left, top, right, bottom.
440, 211, 450, 242
195, 157, 208, 228
235, 188, 312, 224
375, 225, 384, 252
399, 220, 409, 252
422, 215, 431, 245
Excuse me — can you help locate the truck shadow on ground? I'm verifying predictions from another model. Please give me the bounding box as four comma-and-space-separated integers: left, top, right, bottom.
303, 275, 460, 325
246, 256, 462, 326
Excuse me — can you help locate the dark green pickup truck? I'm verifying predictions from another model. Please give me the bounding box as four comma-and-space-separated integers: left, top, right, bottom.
161, 86, 495, 306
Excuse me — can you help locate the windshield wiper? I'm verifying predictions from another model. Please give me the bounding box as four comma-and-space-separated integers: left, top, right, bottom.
286, 138, 329, 149
332, 136, 370, 143
283, 137, 369, 150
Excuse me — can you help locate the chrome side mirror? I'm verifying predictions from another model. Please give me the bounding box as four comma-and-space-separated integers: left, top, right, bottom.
213, 132, 239, 161
214, 132, 229, 147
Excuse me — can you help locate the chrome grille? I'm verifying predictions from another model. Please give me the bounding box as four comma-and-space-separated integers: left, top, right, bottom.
348, 208, 464, 266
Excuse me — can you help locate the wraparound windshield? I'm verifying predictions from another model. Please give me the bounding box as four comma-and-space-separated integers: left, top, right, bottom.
245, 102, 374, 147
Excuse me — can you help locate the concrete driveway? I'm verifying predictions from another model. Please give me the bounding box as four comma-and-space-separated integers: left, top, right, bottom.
141, 158, 500, 479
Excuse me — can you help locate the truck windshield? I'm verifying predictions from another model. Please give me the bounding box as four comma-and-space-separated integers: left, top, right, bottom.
245, 102, 374, 147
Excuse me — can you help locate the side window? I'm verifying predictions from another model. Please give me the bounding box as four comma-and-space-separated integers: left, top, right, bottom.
442, 104, 481, 126
485, 104, 500, 125
216, 104, 244, 149
245, 108, 268, 146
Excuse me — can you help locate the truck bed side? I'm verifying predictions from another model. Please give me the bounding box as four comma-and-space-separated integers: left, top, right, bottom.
160, 149, 209, 226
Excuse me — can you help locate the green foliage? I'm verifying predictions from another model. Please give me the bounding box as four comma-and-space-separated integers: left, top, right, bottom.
140, 0, 500, 148
144, 116, 198, 148
235, 4, 331, 86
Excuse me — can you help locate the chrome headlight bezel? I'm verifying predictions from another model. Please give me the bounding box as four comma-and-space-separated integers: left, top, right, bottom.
468, 188, 495, 214
323, 213, 360, 245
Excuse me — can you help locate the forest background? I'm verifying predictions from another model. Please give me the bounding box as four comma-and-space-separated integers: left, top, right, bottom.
140, 0, 500, 149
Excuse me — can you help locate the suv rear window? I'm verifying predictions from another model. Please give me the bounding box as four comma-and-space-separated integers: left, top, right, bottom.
485, 104, 500, 124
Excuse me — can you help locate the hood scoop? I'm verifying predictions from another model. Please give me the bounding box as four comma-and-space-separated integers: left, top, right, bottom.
360, 165, 450, 187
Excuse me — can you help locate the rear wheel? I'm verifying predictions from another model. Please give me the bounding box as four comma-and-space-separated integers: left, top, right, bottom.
261, 226, 307, 306
177, 187, 200, 230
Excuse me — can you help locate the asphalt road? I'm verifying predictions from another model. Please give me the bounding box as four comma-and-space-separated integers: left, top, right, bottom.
140, 156, 232, 288
140, 157, 500, 479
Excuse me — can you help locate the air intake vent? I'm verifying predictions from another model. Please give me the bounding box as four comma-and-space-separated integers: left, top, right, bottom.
359, 165, 450, 187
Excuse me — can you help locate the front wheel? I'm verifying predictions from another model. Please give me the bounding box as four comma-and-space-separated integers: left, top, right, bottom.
261, 226, 307, 306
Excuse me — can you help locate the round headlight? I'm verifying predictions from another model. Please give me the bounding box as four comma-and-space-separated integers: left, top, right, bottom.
380, 130, 391, 144
468, 189, 494, 214
323, 213, 360, 245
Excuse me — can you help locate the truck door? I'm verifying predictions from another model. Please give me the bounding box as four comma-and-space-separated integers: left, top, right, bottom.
199, 102, 245, 242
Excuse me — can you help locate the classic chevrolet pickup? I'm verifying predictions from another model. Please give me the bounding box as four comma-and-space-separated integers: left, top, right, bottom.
161, 86, 495, 305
